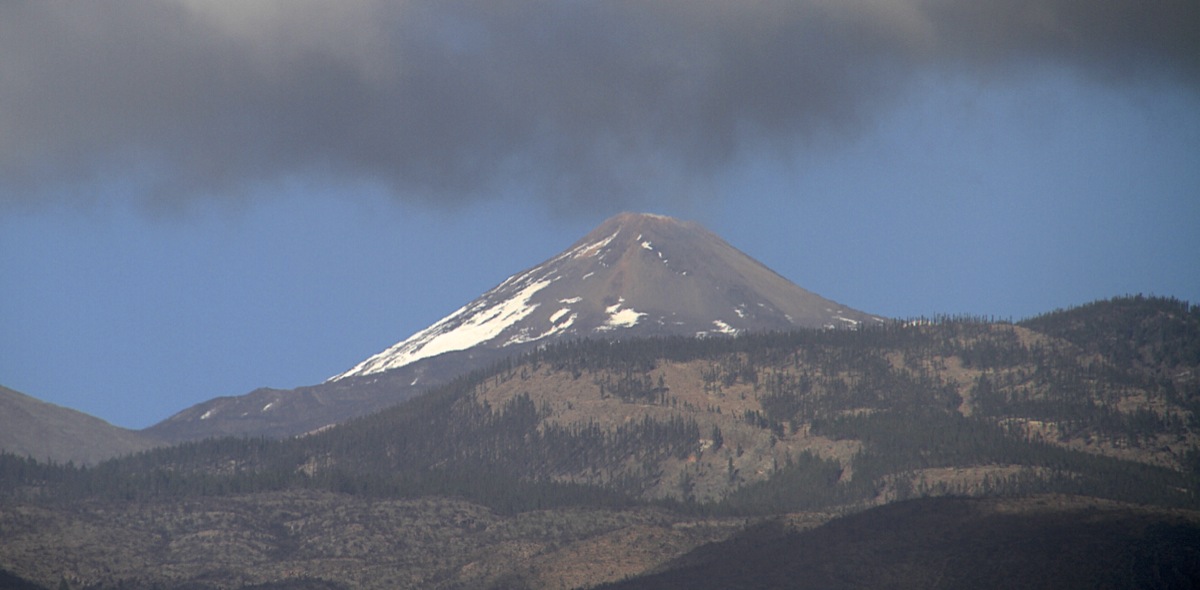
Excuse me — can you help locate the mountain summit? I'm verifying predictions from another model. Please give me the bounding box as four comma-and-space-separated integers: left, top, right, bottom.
333, 212, 881, 380
149, 212, 881, 441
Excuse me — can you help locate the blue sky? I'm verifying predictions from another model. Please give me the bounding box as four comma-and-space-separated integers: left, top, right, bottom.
1, 2, 1198, 429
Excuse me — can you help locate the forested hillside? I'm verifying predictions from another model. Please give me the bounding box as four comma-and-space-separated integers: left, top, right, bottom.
1, 296, 1197, 589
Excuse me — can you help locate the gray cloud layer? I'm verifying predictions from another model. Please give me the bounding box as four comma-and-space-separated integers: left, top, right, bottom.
2, 0, 1197, 211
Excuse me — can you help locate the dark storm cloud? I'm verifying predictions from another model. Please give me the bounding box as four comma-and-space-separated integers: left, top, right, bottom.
1, 0, 1196, 211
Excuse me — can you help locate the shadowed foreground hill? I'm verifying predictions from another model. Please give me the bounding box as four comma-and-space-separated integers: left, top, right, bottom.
598, 495, 1200, 590
0, 568, 48, 590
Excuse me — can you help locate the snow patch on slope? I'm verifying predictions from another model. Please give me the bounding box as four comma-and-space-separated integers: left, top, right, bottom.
515, 312, 577, 344
605, 308, 645, 328
567, 230, 619, 260
332, 277, 554, 380
596, 299, 646, 331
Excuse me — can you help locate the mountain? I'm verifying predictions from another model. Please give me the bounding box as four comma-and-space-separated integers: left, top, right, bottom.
0, 384, 161, 465
147, 212, 880, 442
332, 212, 881, 381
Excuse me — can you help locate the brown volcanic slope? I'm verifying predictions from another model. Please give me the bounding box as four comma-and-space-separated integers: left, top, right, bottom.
0, 385, 161, 465
147, 212, 880, 442
334, 211, 882, 380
